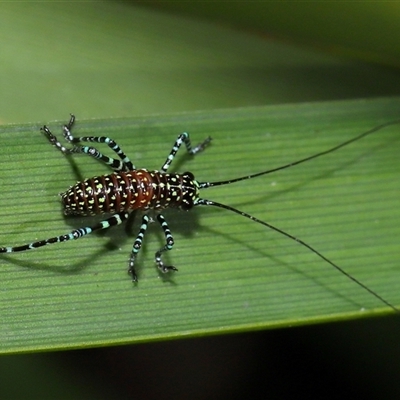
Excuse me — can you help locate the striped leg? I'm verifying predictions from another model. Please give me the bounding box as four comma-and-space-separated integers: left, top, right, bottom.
161, 132, 212, 172
128, 214, 177, 281
0, 212, 129, 254
42, 115, 134, 172
128, 214, 150, 281
155, 214, 177, 274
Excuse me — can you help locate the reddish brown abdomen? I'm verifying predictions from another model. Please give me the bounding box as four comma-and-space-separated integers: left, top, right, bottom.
61, 170, 156, 216
61, 169, 198, 216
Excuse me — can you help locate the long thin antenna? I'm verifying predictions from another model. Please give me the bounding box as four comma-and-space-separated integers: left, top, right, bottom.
196, 199, 398, 312
199, 119, 400, 189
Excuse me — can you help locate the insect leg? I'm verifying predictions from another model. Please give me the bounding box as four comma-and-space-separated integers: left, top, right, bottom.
63, 122, 134, 171
0, 212, 129, 254
42, 115, 134, 171
128, 214, 150, 281
127, 213, 177, 280
161, 132, 212, 172
155, 214, 177, 275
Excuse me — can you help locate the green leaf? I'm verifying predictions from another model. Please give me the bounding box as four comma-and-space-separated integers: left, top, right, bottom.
1, 97, 399, 353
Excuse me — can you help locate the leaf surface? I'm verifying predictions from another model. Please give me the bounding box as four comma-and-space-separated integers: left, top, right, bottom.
1, 98, 399, 353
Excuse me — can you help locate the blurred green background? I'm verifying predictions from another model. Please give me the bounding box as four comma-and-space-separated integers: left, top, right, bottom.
1, 1, 400, 398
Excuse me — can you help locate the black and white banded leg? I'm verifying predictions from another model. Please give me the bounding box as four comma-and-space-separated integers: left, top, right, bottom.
42, 114, 134, 172
128, 214, 150, 281
128, 214, 177, 281
161, 132, 212, 172
155, 214, 177, 274
0, 212, 129, 254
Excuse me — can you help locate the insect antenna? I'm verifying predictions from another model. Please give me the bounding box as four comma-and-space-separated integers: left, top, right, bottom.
195, 198, 398, 312
196, 119, 400, 312
199, 119, 400, 189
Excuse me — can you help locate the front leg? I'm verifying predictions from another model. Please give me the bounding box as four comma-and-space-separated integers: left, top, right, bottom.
161, 132, 211, 172
128, 214, 150, 282
154, 214, 177, 275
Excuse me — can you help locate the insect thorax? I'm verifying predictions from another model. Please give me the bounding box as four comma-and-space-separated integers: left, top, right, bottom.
61, 169, 200, 216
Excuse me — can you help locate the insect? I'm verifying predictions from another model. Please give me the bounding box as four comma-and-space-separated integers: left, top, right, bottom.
0, 114, 398, 311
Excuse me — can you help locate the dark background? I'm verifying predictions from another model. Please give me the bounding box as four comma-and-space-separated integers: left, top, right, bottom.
1, 314, 400, 399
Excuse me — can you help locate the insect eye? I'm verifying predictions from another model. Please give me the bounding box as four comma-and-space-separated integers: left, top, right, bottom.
183, 171, 195, 180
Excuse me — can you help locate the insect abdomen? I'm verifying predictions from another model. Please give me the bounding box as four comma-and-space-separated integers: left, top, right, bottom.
61, 169, 199, 216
